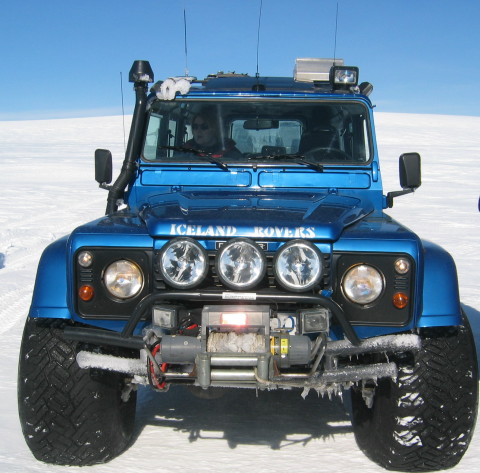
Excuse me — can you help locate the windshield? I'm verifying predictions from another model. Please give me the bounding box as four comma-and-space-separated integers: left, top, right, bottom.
143, 100, 371, 165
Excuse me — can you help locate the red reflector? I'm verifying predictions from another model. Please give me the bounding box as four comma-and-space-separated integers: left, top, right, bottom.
393, 292, 408, 309
220, 312, 247, 325
79, 285, 94, 302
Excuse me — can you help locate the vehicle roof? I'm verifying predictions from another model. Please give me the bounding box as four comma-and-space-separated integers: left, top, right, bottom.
196, 74, 367, 96
149, 76, 373, 106
200, 75, 328, 92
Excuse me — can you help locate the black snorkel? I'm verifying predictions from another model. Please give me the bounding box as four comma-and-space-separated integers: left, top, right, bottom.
105, 60, 154, 215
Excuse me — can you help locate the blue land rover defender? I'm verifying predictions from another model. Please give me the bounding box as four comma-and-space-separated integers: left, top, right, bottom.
18, 59, 478, 470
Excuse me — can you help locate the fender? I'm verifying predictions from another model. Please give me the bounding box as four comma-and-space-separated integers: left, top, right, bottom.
417, 240, 462, 327
28, 236, 72, 319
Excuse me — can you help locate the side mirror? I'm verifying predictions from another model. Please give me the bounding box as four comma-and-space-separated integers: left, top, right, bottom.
386, 152, 422, 208
399, 152, 421, 190
95, 149, 112, 187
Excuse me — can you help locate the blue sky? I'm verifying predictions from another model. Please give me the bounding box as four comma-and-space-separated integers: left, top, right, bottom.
1, 0, 479, 120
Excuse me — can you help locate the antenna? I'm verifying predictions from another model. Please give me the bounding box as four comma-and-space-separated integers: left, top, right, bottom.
255, 0, 263, 78
183, 8, 189, 77
333, 2, 339, 65
120, 71, 126, 152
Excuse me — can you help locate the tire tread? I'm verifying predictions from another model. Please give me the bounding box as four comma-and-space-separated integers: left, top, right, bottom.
18, 318, 136, 466
352, 318, 478, 471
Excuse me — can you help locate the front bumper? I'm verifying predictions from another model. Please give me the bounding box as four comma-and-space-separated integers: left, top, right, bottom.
65, 299, 421, 392
113, 289, 362, 346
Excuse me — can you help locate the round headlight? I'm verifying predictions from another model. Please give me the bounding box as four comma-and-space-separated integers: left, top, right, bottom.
274, 240, 323, 292
104, 260, 143, 299
342, 264, 384, 305
160, 238, 208, 288
216, 238, 266, 289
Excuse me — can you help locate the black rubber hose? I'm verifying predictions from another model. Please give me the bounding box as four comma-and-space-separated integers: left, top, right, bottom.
106, 82, 149, 215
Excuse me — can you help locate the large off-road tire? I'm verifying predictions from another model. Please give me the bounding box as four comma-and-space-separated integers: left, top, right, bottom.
18, 318, 137, 466
351, 316, 478, 472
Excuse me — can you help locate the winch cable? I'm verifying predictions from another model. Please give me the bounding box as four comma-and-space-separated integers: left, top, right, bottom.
146, 343, 168, 390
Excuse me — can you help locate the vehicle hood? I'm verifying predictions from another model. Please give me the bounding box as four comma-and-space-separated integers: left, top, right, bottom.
141, 190, 374, 241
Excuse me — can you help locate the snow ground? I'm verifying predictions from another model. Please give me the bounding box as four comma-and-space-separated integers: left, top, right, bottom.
0, 112, 478, 472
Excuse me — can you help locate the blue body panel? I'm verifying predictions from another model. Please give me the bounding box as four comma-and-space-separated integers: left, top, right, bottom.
29, 195, 462, 336
335, 217, 462, 328
27, 83, 462, 337
141, 189, 374, 241
418, 240, 462, 326
130, 166, 383, 213
29, 236, 72, 319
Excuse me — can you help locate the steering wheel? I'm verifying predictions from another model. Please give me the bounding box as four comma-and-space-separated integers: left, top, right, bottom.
304, 147, 350, 162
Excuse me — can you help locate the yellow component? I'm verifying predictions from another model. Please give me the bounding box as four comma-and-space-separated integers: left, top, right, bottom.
270, 335, 289, 356
270, 336, 276, 355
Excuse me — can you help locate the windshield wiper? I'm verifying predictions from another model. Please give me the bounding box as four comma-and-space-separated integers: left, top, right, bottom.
250, 153, 324, 172
159, 146, 229, 171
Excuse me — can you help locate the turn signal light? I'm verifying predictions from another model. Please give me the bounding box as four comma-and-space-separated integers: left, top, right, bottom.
79, 285, 94, 302
393, 292, 408, 309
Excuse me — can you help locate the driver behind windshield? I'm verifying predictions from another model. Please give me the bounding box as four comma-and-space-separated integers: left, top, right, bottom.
184, 107, 242, 158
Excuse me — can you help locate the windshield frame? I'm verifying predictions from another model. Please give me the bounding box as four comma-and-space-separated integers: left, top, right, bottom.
141, 97, 374, 167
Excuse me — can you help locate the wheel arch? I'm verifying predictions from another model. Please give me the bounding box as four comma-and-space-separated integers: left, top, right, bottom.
417, 240, 462, 327
29, 236, 72, 320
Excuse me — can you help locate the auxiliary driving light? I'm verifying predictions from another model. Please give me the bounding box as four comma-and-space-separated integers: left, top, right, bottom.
299, 308, 330, 333
330, 65, 359, 89
160, 238, 208, 289
153, 306, 178, 328
216, 238, 266, 289
274, 240, 323, 292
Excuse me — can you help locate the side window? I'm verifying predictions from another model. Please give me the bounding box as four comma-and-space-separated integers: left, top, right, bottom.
342, 114, 370, 162
144, 115, 160, 160
361, 117, 370, 161
143, 114, 189, 159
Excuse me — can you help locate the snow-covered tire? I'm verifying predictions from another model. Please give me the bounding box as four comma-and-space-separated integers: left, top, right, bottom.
351, 315, 478, 471
17, 318, 137, 466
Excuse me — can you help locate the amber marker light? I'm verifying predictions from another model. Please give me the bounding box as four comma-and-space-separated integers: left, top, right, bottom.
79, 285, 94, 302
393, 292, 408, 309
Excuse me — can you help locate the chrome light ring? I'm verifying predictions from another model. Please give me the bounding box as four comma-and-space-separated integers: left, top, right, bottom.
215, 238, 266, 290
160, 237, 208, 289
273, 239, 323, 292
342, 263, 384, 305
103, 259, 144, 300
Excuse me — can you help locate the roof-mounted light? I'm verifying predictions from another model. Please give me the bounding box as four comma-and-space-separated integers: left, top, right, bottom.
330, 65, 359, 90
294, 58, 344, 82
